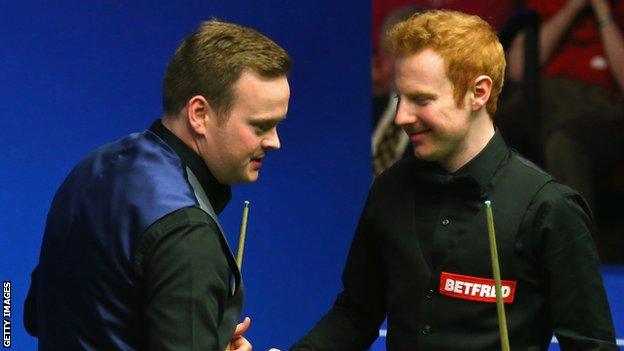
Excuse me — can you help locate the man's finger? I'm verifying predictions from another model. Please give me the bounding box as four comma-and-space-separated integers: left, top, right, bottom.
233, 316, 251, 336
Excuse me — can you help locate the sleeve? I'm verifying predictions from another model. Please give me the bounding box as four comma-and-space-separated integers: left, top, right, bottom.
134, 206, 232, 351
525, 0, 558, 20
535, 187, 618, 350
23, 265, 38, 336
292, 194, 387, 350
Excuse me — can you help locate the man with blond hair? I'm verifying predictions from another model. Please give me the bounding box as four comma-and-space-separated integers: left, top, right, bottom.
24, 20, 291, 351
293, 10, 616, 350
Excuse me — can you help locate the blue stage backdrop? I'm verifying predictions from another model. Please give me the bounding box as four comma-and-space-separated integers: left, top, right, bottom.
3, 3, 623, 351
0, 1, 370, 350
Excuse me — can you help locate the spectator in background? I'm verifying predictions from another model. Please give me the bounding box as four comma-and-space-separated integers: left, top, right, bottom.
497, 0, 624, 263
502, 0, 624, 211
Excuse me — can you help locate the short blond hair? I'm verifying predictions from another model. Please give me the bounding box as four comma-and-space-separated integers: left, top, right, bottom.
387, 10, 505, 116
163, 20, 291, 116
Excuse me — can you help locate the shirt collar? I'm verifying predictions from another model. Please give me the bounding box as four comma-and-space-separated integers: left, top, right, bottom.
415, 129, 509, 196
454, 129, 509, 191
149, 119, 231, 214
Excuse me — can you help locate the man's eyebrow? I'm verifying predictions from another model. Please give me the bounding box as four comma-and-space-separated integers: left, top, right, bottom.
252, 114, 287, 124
406, 91, 438, 100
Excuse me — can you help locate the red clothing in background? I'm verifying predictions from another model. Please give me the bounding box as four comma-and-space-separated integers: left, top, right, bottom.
372, 0, 516, 54
528, 0, 624, 93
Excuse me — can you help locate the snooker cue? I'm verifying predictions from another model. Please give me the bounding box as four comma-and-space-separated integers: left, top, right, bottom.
236, 200, 250, 269
484, 200, 510, 351
226, 200, 250, 351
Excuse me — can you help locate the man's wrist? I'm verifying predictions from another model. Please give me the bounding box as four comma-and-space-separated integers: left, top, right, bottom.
597, 16, 614, 28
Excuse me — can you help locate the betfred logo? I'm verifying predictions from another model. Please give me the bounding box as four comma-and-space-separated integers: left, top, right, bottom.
439, 272, 516, 304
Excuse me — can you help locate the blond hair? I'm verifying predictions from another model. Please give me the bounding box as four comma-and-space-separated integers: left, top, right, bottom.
163, 20, 291, 116
387, 10, 505, 115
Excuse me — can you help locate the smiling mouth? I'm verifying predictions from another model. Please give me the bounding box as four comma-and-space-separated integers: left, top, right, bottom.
408, 129, 431, 142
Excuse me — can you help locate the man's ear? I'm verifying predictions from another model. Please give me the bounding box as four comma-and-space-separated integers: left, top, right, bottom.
471, 75, 492, 111
186, 95, 216, 135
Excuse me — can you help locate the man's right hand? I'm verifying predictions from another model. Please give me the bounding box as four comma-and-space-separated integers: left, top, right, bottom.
229, 317, 252, 351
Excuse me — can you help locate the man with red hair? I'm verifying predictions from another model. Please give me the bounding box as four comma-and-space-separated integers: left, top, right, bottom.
294, 10, 616, 350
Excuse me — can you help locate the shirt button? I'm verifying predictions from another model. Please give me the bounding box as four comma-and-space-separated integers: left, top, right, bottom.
425, 289, 434, 299
422, 325, 431, 335
441, 218, 450, 226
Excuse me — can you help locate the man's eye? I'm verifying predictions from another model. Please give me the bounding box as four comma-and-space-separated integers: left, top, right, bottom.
253, 124, 273, 133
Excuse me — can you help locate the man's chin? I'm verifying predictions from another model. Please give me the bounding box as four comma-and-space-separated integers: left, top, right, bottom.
233, 171, 260, 184
412, 147, 436, 161
216, 172, 258, 185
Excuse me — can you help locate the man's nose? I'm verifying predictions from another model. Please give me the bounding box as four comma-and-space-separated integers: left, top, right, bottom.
394, 100, 415, 127
262, 129, 281, 150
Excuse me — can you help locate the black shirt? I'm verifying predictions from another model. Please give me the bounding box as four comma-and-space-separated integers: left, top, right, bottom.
293, 131, 617, 350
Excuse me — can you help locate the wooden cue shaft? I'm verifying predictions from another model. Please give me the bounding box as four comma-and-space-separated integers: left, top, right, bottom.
484, 200, 510, 351
227, 201, 251, 351
236, 200, 250, 270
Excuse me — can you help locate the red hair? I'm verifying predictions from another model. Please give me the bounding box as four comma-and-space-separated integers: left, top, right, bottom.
387, 10, 506, 115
